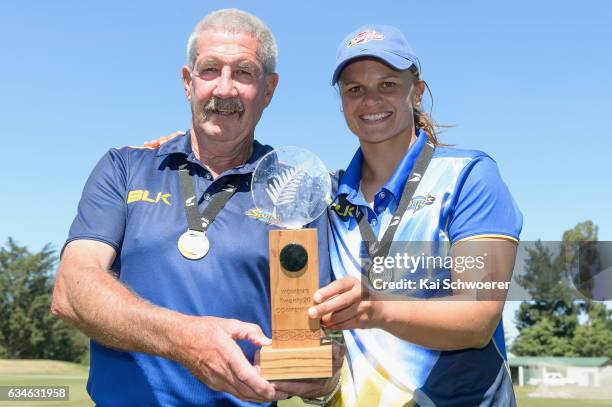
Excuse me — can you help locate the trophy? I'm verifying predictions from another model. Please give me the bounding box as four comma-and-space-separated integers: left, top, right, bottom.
251, 146, 333, 380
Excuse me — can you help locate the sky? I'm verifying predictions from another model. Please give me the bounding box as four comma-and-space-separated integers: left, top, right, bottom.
1, 1, 611, 342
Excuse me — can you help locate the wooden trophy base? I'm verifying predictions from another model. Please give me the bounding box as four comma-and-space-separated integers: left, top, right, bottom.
260, 340, 332, 380
264, 228, 333, 380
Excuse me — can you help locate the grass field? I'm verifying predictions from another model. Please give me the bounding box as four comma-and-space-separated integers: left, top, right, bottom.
0, 360, 93, 407
0, 360, 610, 406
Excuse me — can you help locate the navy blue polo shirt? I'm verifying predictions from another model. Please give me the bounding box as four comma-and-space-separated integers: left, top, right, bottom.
66, 131, 332, 407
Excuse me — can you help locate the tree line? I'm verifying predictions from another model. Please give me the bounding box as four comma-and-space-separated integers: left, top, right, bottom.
0, 221, 610, 362
512, 221, 612, 358
0, 239, 88, 362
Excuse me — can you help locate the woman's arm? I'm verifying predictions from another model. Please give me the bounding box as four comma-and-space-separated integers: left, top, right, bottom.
309, 238, 517, 350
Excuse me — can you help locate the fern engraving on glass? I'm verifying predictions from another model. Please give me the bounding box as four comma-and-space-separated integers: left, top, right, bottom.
251, 146, 331, 229
266, 163, 308, 206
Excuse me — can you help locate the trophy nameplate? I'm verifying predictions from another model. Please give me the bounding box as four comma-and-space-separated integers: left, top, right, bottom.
251, 146, 333, 380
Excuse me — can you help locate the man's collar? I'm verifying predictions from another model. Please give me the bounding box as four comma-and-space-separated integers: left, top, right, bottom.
156, 129, 273, 174
337, 129, 428, 202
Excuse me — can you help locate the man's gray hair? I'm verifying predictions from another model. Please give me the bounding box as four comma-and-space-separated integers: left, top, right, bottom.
186, 8, 277, 74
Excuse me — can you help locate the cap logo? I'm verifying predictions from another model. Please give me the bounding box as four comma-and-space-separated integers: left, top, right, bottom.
346, 30, 384, 48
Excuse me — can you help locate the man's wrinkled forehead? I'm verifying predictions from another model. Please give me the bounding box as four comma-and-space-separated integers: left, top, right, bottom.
193, 30, 264, 67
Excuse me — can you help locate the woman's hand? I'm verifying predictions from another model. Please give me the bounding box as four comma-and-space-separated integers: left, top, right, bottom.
308, 276, 381, 330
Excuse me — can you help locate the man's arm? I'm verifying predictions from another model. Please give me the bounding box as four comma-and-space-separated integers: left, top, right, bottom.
52, 239, 285, 403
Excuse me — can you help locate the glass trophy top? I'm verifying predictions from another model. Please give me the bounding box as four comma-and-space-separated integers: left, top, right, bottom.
251, 146, 331, 229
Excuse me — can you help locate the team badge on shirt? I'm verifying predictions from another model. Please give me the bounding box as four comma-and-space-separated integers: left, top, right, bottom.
346, 30, 384, 48
407, 194, 436, 212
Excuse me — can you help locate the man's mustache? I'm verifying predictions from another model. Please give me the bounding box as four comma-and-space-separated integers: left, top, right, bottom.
203, 97, 245, 118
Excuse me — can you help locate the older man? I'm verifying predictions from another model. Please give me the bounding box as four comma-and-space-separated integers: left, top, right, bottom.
52, 9, 339, 406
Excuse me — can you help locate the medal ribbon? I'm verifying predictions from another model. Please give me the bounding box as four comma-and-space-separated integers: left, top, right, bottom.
176, 156, 240, 233
355, 142, 435, 277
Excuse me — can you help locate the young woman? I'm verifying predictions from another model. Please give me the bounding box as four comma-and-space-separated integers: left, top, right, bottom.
308, 25, 522, 406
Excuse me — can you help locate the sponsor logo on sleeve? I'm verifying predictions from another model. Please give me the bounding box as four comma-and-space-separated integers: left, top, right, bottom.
127, 190, 171, 206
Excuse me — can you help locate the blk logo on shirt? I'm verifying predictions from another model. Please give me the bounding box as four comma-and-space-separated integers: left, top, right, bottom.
127, 190, 171, 206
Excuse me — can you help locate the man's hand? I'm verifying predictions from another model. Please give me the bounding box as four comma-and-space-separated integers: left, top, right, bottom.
143, 131, 184, 148
53, 240, 286, 403
177, 316, 289, 403
254, 340, 345, 400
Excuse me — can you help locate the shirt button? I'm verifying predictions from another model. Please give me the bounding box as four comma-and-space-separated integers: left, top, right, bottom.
203, 193, 211, 201
370, 218, 378, 226
204, 173, 212, 180
379, 191, 386, 199
376, 206, 384, 214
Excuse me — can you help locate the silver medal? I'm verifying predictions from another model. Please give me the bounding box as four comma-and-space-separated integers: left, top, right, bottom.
177, 230, 209, 260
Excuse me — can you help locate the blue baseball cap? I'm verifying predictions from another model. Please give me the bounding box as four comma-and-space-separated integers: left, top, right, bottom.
331, 24, 420, 85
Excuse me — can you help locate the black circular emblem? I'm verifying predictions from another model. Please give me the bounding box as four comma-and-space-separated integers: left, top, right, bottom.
279, 243, 308, 272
